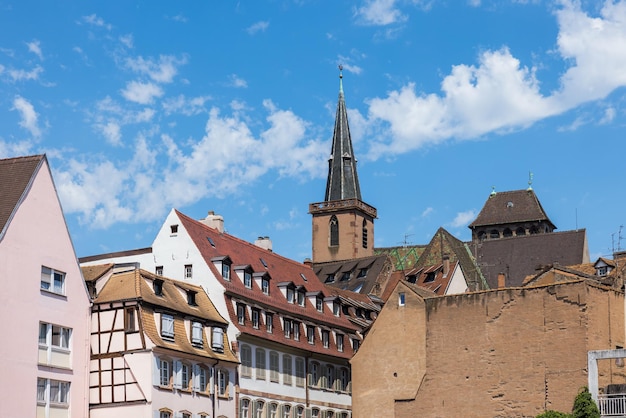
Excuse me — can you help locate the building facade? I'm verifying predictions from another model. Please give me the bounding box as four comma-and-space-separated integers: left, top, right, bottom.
0, 155, 91, 418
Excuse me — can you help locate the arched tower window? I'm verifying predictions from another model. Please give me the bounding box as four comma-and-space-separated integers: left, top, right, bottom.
329, 216, 339, 247
516, 227, 526, 236
489, 229, 500, 239
362, 219, 368, 249
503, 228, 513, 237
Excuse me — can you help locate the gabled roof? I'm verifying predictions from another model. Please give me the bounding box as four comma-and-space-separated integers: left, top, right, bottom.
0, 154, 45, 241
175, 211, 362, 336
325, 69, 361, 202
474, 229, 589, 288
81, 263, 114, 282
469, 189, 555, 229
312, 254, 391, 296
405, 261, 460, 296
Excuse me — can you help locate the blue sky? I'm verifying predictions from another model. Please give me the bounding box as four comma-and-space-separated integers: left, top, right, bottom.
2, 0, 626, 263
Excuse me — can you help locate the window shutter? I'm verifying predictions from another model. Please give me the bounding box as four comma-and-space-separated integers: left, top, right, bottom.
252, 401, 258, 417
173, 360, 182, 389
209, 367, 215, 394
192, 364, 200, 392
174, 413, 182, 418
152, 356, 161, 386
306, 408, 312, 418
153, 411, 161, 418
228, 369, 235, 398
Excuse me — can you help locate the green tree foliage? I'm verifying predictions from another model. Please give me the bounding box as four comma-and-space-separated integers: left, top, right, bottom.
572, 387, 599, 418
536, 410, 572, 418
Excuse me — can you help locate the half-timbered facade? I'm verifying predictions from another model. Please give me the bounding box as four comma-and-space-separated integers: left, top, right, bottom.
84, 264, 239, 418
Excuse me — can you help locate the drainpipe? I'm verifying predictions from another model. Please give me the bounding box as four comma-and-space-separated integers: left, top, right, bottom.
212, 360, 219, 418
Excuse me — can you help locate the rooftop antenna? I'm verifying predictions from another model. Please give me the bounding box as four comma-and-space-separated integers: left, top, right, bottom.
527, 172, 534, 191
619, 225, 624, 252
399, 233, 414, 248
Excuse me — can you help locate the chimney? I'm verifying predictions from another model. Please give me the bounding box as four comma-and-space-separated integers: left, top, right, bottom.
255, 236, 273, 252
497, 273, 506, 289
443, 253, 450, 277
614, 251, 626, 261
303, 258, 313, 267
200, 211, 224, 233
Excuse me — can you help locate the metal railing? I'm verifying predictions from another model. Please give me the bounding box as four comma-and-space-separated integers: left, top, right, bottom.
598, 393, 626, 417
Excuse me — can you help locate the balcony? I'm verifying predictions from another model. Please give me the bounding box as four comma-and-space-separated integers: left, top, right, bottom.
598, 393, 626, 417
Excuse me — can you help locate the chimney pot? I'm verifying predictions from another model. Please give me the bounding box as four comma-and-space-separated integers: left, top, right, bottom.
200, 211, 224, 233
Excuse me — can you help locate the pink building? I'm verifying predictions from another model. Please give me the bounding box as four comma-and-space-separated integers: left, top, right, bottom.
0, 155, 91, 418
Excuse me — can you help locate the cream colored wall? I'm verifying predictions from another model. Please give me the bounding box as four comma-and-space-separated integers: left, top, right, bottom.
311, 210, 374, 263
351, 282, 427, 417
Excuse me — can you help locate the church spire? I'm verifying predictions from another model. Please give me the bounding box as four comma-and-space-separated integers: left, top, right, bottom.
324, 65, 362, 202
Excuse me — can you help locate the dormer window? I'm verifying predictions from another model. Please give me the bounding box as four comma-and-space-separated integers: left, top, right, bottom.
286, 287, 295, 304
333, 301, 340, 317
424, 272, 436, 283
222, 263, 230, 281
325, 274, 335, 283
244, 271, 252, 289
598, 266, 608, 276
187, 290, 197, 306
153, 279, 164, 296
212, 328, 224, 352
191, 321, 203, 347
161, 314, 174, 339
170, 224, 179, 234
297, 289, 305, 306
237, 304, 246, 325
316, 296, 323, 312
262, 277, 270, 295
340, 272, 351, 282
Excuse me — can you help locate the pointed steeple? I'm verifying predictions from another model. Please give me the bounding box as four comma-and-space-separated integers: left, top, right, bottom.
324, 65, 362, 202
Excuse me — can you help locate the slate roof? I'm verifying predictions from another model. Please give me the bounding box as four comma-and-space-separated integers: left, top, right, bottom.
312, 254, 392, 296
0, 154, 45, 240
375, 245, 426, 271
94, 267, 238, 363
472, 229, 589, 288
325, 70, 361, 202
176, 210, 363, 359
469, 189, 555, 229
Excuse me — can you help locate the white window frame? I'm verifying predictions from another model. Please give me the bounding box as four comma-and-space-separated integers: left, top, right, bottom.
41, 266, 65, 295
336, 334, 344, 352
283, 355, 293, 385
307, 325, 315, 344
237, 304, 246, 325
244, 271, 252, 288
284, 318, 292, 339
316, 296, 323, 312
286, 287, 294, 303
37, 378, 70, 408
161, 314, 174, 339
262, 277, 270, 295
184, 264, 193, 279
269, 351, 279, 382
252, 309, 260, 329
218, 369, 229, 397
255, 348, 266, 380
266, 313, 273, 333
222, 263, 231, 280
181, 363, 190, 390
322, 330, 329, 348
38, 322, 71, 366
159, 358, 171, 386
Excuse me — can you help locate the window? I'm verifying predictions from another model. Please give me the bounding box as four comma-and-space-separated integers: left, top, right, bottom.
212, 327, 224, 352
39, 322, 71, 367
283, 405, 292, 418
198, 366, 208, 392
218, 369, 229, 397
269, 351, 279, 382
325, 274, 335, 283
262, 277, 270, 295
256, 348, 266, 380
307, 325, 315, 344
160, 412, 171, 418
352, 338, 360, 352
222, 263, 231, 280
125, 308, 136, 332
170, 224, 179, 234
340, 272, 350, 282
337, 334, 344, 352
260, 257, 268, 268
312, 409, 320, 418
161, 314, 174, 339
399, 292, 406, 306
503, 228, 513, 237
339, 368, 350, 392
255, 401, 265, 418
362, 219, 368, 249
191, 321, 203, 347
266, 313, 273, 333
156, 266, 163, 276
237, 304, 246, 325
184, 264, 193, 279
309, 362, 319, 387
187, 291, 197, 306
286, 287, 295, 303
284, 318, 292, 338
297, 406, 304, 418
325, 365, 335, 390
297, 290, 305, 306
295, 357, 305, 387
598, 266, 608, 276
293, 322, 300, 341
329, 216, 339, 247
316, 296, 324, 312
244, 271, 252, 288
181, 363, 190, 390
159, 358, 171, 386
325, 411, 335, 418
333, 301, 340, 316
252, 309, 260, 329
516, 227, 526, 236
37, 378, 70, 409
424, 272, 436, 283
241, 344, 252, 378
241, 399, 250, 418
41, 266, 65, 295
153, 279, 164, 296
357, 268, 368, 278
490, 229, 500, 239
269, 404, 278, 418
283, 355, 292, 385
182, 413, 191, 418
322, 330, 330, 348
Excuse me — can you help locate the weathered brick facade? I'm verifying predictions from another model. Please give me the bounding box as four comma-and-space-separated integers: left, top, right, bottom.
351, 280, 624, 418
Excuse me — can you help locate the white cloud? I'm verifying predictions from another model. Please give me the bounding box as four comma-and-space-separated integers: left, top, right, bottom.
228, 74, 248, 88
354, 0, 406, 26
422, 207, 434, 217
247, 21, 269, 34
119, 34, 134, 49
125, 55, 186, 83
171, 14, 188, 23
121, 81, 164, 104
449, 210, 477, 228
97, 121, 122, 146
80, 14, 112, 30
600, 106, 616, 124
26, 40, 43, 60
362, 1, 626, 159
8, 65, 43, 82
468, 0, 481, 6
12, 96, 41, 138
338, 56, 363, 75
162, 95, 211, 116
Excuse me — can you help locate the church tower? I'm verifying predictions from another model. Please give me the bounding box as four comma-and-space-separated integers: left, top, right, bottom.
309, 67, 377, 263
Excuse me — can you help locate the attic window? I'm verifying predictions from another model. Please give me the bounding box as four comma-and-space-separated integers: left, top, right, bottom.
424, 272, 436, 283
325, 274, 335, 283
598, 266, 608, 276
260, 258, 268, 268
300, 273, 307, 282
407, 274, 417, 284
357, 268, 368, 278
153, 279, 164, 296
399, 292, 406, 306
187, 290, 197, 306
155, 266, 163, 276
207, 237, 215, 247
170, 224, 179, 234
340, 272, 351, 282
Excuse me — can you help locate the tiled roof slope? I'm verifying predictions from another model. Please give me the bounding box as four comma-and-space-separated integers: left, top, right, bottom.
312, 254, 392, 296
469, 189, 555, 229
0, 154, 45, 239
405, 261, 460, 296
176, 211, 362, 356
413, 227, 487, 292
473, 229, 588, 288
95, 268, 237, 362
81, 263, 114, 282
375, 245, 426, 271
